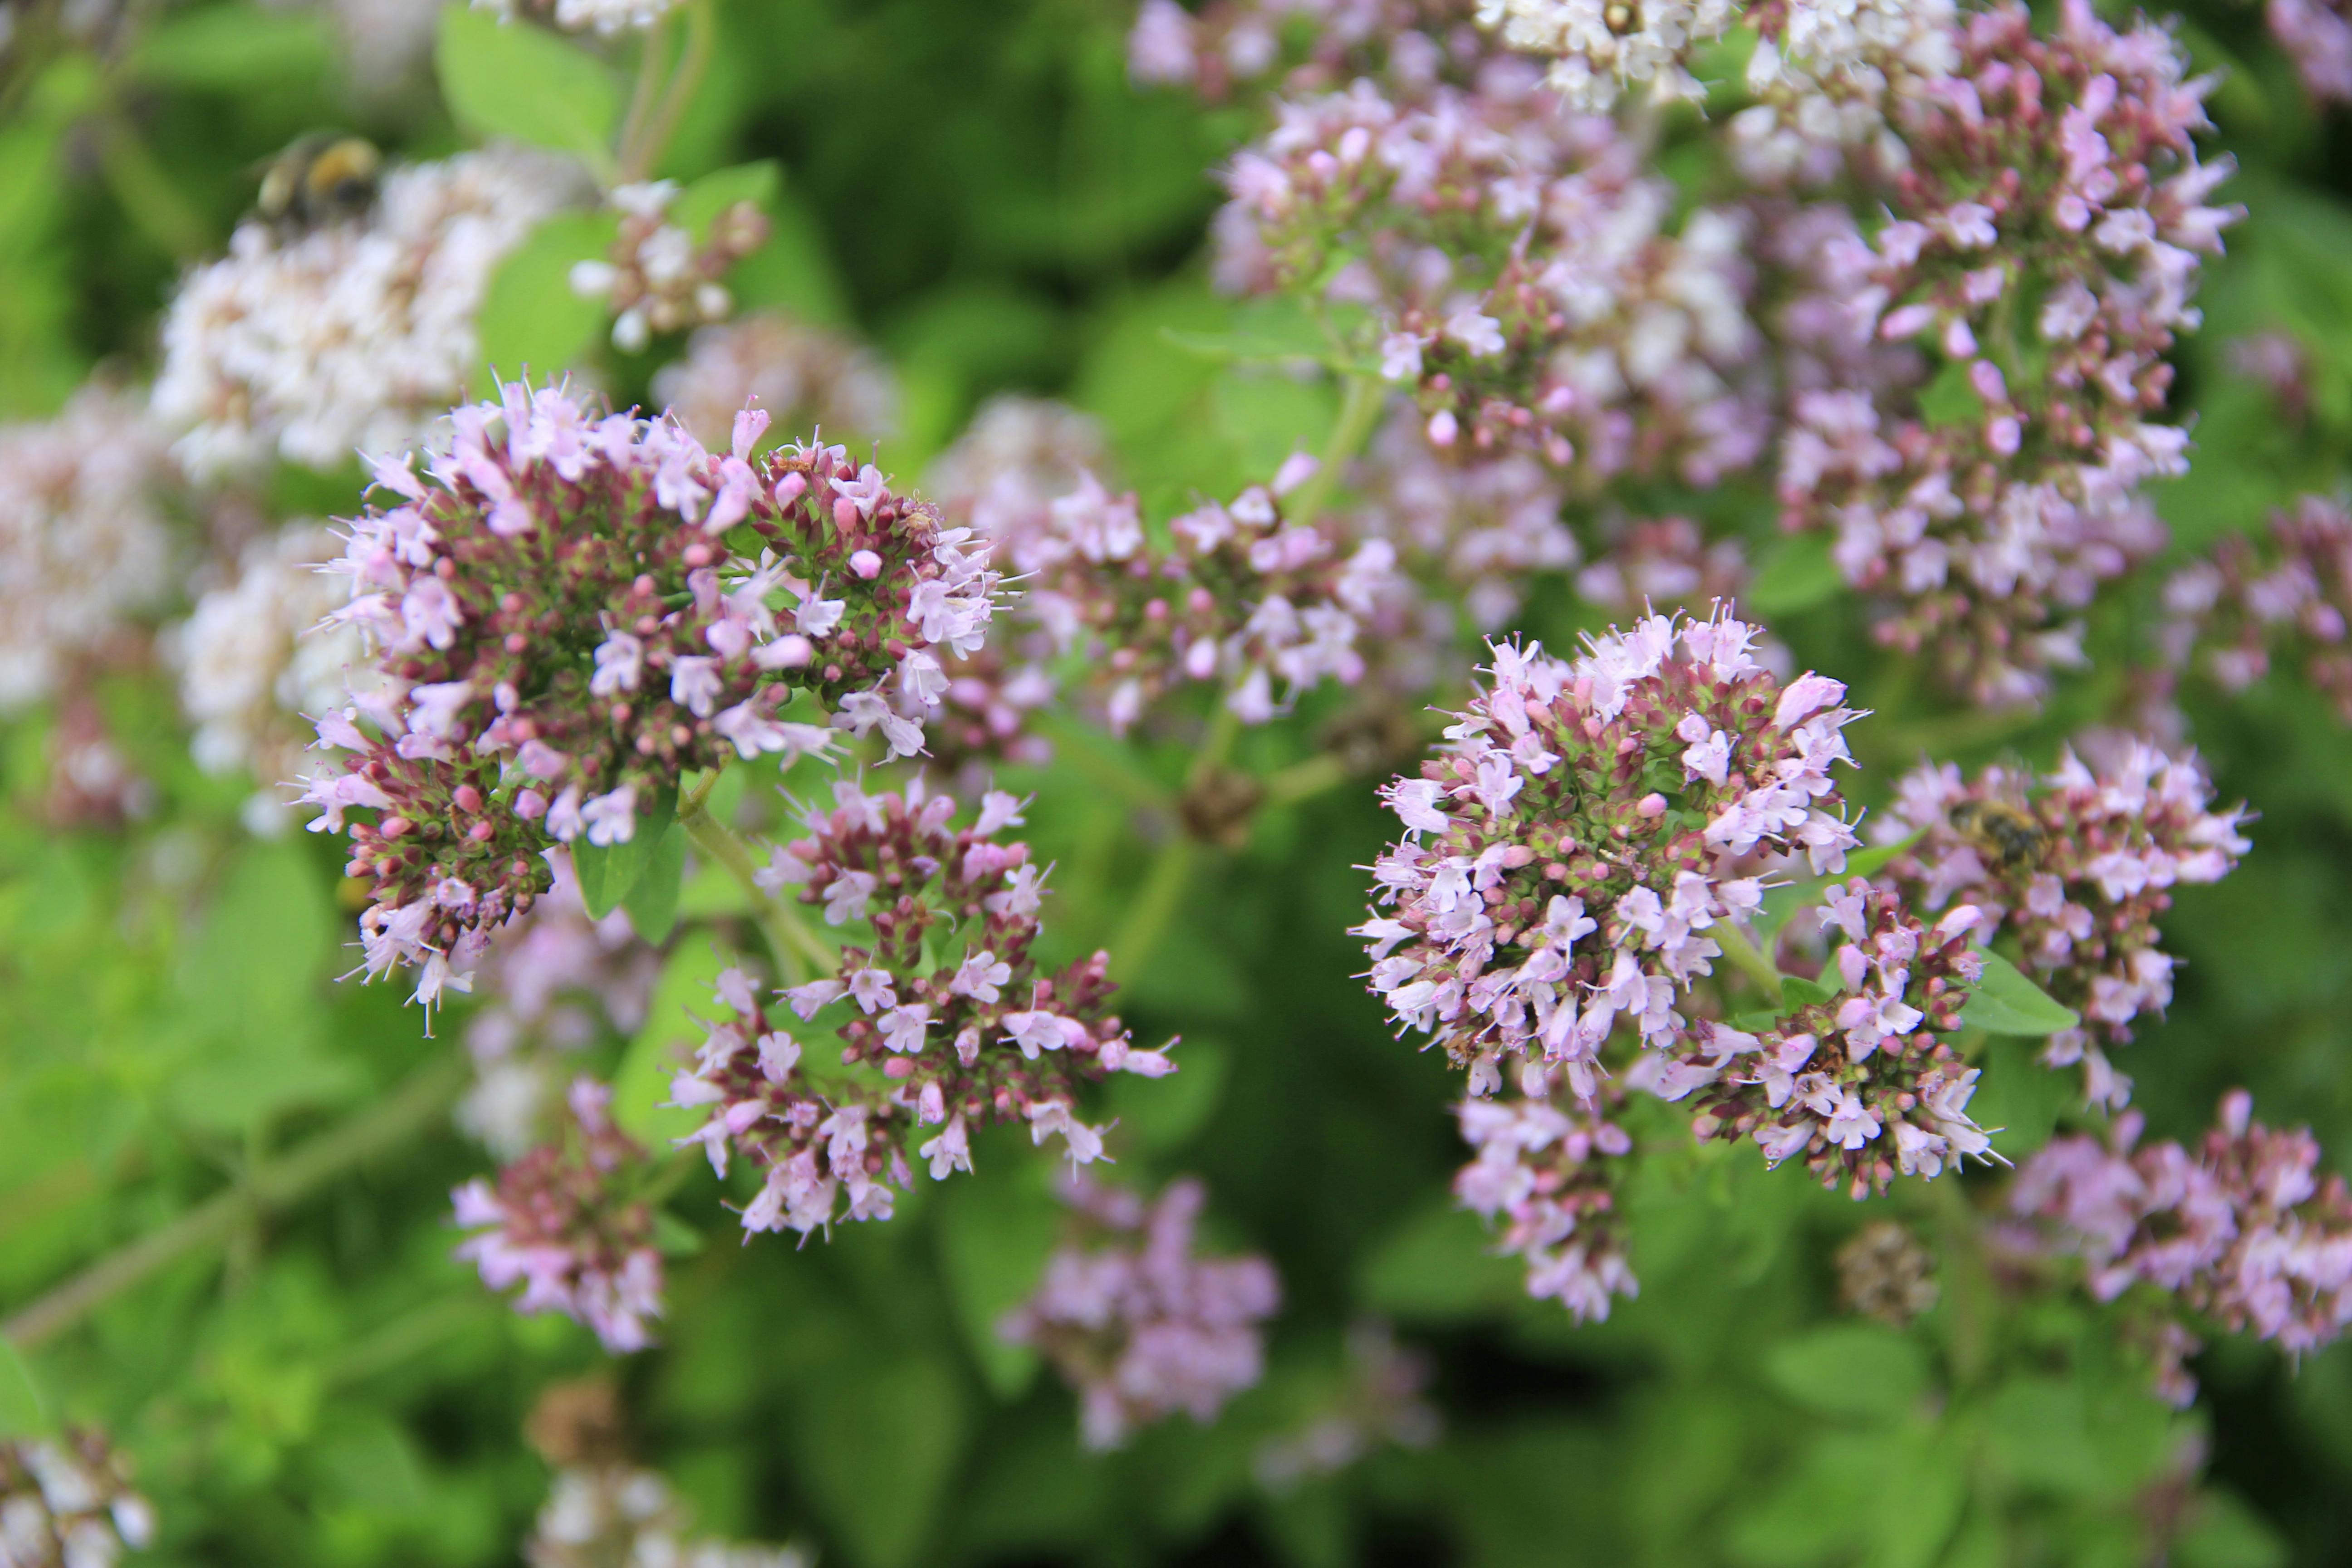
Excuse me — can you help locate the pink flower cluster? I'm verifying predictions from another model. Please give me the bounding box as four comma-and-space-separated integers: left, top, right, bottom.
1664, 880, 1996, 1197
1218, 78, 1766, 488
1451, 1071, 1637, 1320
2161, 495, 2352, 724
2266, 0, 2352, 105
1357, 610, 1861, 1093
929, 409, 1412, 753
999, 1174, 1281, 1450
454, 1078, 665, 1353
1778, 0, 2237, 705
299, 378, 1000, 1014
2012, 1091, 2352, 1404
1127, 0, 1470, 102
664, 780, 1171, 1236
1571, 514, 1753, 622
1882, 740, 2248, 1108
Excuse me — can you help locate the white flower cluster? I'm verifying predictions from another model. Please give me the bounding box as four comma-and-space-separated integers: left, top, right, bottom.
470, 0, 680, 34
152, 149, 582, 476
652, 310, 899, 453
0, 384, 176, 712
528, 1464, 808, 1568
167, 524, 370, 816
1472, 0, 1740, 111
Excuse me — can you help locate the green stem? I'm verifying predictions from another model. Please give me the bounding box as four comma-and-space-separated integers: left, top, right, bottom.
1283, 372, 1386, 528
1028, 709, 1171, 810
325, 1294, 494, 1391
1110, 833, 1199, 983
622, 0, 715, 184
615, 12, 674, 180
2, 1052, 467, 1352
1714, 922, 1785, 1007
1259, 751, 1349, 809
94, 108, 210, 258
678, 801, 833, 980
1918, 1176, 1997, 1389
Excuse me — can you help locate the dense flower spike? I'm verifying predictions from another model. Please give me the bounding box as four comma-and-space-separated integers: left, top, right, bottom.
301, 378, 1000, 1012
1881, 741, 2248, 1108
1360, 610, 1860, 1090
1776, 1, 2236, 706
459, 850, 660, 1160
1452, 1071, 1638, 1319
1000, 1174, 1281, 1450
168, 523, 365, 817
2013, 1091, 2352, 1404
1217, 78, 1766, 490
526, 1463, 808, 1568
570, 182, 770, 353
2161, 495, 2352, 723
152, 150, 580, 475
1252, 1320, 1442, 1489
453, 1077, 665, 1353
652, 310, 900, 454
664, 779, 1167, 1235
0, 1433, 155, 1568
931, 396, 1411, 744
1664, 880, 1995, 1197
0, 383, 177, 712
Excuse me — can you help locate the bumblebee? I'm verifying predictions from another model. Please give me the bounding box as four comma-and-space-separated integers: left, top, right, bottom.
255, 134, 382, 229
1948, 798, 2045, 873
1603, 1, 1639, 33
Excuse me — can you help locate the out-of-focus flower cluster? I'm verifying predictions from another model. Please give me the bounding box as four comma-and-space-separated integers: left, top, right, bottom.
2013, 1090, 2352, 1405
0, 1433, 154, 1568
1127, 0, 1474, 101
460, 848, 660, 1160
1252, 1319, 1441, 1489
1219, 77, 1765, 490
1451, 1074, 1637, 1319
1000, 1174, 1281, 1450
652, 311, 899, 455
2266, 0, 2352, 105
1882, 741, 2247, 1108
664, 779, 1168, 1236
153, 150, 580, 476
2161, 495, 2352, 724
300, 379, 999, 1013
1837, 1217, 1940, 1325
1777, 1, 2236, 706
526, 1464, 808, 1568
570, 182, 771, 353
455, 1077, 664, 1353
0, 384, 176, 712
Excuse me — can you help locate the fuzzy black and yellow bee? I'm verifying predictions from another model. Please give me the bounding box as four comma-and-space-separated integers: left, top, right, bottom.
255, 133, 383, 230
1948, 798, 2045, 873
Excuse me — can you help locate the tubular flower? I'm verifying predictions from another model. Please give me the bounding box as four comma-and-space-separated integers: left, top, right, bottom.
1451, 1067, 1639, 1321
0, 1432, 155, 1568
1880, 740, 2248, 1108
152, 149, 581, 476
999, 1174, 1281, 1450
1218, 80, 1766, 488
1357, 609, 1862, 1095
300, 378, 1000, 1014
2012, 1091, 2352, 1404
1662, 880, 1996, 1198
1776, 0, 2239, 706
2160, 494, 2352, 724
453, 1078, 665, 1354
663, 779, 1171, 1238
568, 181, 770, 353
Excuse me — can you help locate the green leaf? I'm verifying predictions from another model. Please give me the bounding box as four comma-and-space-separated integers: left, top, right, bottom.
612, 941, 730, 1147
1844, 832, 1921, 880
793, 1350, 969, 1568
621, 822, 687, 943
1916, 358, 1988, 430
1102, 1038, 1227, 1152
1780, 974, 1835, 1009
1357, 1199, 1527, 1321
0, 1341, 49, 1437
671, 161, 782, 245
1744, 532, 1846, 617
571, 784, 678, 920
1960, 951, 2078, 1036
477, 210, 618, 389
129, 6, 334, 88
651, 1209, 706, 1258
436, 8, 619, 172
2176, 1488, 2291, 1568
1763, 1324, 1931, 1422
1970, 1034, 2072, 1157
1977, 1377, 2107, 1497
